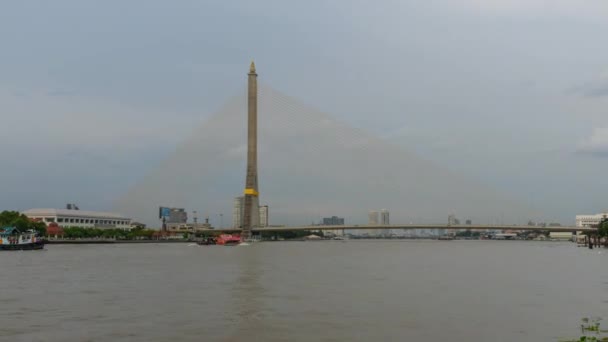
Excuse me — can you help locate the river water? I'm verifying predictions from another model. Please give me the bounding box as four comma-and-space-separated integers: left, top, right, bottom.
2, 240, 607, 341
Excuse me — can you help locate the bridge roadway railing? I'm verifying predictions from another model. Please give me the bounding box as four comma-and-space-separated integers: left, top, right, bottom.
203, 225, 592, 233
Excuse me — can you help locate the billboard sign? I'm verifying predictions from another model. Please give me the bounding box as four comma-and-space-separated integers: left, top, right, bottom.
159, 207, 171, 219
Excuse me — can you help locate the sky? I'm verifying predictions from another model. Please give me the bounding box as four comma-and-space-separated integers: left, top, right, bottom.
0, 0, 607, 225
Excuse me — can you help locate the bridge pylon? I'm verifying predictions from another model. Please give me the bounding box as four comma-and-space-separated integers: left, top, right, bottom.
242, 61, 260, 240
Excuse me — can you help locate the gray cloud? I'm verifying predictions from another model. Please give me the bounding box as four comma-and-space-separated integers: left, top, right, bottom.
576, 149, 608, 158
46, 89, 78, 97
1, 0, 608, 222
454, 0, 608, 16
572, 79, 608, 98
586, 150, 608, 158
577, 127, 608, 157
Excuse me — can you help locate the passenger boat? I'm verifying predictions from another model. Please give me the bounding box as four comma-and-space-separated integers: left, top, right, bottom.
196, 234, 242, 246
216, 234, 241, 246
0, 227, 45, 251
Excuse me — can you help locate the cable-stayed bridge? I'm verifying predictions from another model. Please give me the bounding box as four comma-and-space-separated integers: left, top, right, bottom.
116, 63, 581, 230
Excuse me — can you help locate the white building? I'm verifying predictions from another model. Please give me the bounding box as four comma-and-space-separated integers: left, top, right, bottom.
233, 197, 269, 228
549, 232, 575, 241
366, 210, 380, 237
22, 208, 132, 230
368, 211, 379, 225
380, 209, 390, 236
576, 213, 608, 228
232, 196, 244, 228
259, 205, 269, 227
380, 209, 390, 225
448, 214, 457, 226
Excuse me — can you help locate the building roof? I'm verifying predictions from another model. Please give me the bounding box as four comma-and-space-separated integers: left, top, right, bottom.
576, 213, 608, 218
22, 208, 130, 220
0, 227, 19, 236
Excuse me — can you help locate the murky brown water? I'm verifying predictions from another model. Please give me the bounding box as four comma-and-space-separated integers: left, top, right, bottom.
1, 241, 607, 341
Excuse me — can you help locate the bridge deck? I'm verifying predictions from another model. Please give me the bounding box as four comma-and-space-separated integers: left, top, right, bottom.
201, 225, 591, 233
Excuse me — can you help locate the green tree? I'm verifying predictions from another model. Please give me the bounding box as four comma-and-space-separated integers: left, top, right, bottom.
597, 217, 608, 247
0, 210, 46, 236
0, 211, 22, 224
598, 218, 608, 237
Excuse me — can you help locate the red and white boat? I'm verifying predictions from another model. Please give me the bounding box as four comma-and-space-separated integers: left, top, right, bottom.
215, 234, 241, 246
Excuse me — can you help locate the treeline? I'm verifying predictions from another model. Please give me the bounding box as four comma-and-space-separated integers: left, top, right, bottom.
454, 230, 481, 238
60, 227, 157, 240
0, 211, 46, 236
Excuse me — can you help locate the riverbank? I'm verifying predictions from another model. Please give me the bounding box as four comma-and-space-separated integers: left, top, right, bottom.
45, 239, 191, 244
45, 237, 576, 244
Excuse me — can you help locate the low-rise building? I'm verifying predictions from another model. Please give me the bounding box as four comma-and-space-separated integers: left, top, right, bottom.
549, 232, 574, 241
166, 222, 213, 233
22, 208, 132, 230
576, 213, 608, 228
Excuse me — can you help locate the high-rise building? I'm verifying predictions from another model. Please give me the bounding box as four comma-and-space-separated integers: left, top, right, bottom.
320, 216, 344, 236
380, 209, 390, 225
166, 208, 187, 224
233, 196, 244, 228
379, 209, 390, 236
368, 211, 379, 225
448, 214, 457, 226
259, 205, 269, 227
234, 198, 268, 229
447, 214, 462, 234
322, 216, 344, 225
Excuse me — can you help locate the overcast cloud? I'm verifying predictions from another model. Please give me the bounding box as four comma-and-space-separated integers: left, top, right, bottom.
0, 0, 607, 224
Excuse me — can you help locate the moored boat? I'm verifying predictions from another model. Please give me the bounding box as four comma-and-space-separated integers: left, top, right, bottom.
196, 237, 217, 245
0, 227, 45, 251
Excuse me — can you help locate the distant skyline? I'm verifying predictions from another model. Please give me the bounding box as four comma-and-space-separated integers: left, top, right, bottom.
1, 1, 607, 224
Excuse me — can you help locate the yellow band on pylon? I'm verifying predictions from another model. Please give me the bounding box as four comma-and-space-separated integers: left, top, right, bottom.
244, 188, 259, 196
